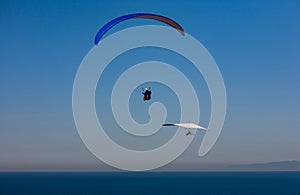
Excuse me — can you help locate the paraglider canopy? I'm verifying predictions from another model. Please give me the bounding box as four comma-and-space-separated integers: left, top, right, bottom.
94, 13, 185, 45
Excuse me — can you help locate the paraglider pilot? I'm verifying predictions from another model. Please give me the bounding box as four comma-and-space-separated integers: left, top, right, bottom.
142, 88, 152, 101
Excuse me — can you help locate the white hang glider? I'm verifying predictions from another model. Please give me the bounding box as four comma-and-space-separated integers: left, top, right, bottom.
162, 123, 208, 136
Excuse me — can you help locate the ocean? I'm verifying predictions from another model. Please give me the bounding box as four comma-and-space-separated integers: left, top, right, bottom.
0, 172, 299, 194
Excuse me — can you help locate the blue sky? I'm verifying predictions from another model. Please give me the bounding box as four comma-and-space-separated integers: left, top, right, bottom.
0, 0, 299, 171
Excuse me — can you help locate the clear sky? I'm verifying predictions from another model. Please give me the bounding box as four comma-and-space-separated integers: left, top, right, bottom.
0, 0, 299, 171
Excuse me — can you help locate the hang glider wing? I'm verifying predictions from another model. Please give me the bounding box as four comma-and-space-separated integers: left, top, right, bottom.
162, 123, 208, 131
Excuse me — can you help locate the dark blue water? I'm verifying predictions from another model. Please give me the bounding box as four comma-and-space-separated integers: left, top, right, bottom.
0, 172, 299, 194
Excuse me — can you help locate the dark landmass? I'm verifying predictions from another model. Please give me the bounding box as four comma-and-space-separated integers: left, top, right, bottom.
226, 161, 300, 171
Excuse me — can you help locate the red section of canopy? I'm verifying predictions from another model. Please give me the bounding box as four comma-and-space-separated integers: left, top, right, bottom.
135, 15, 185, 36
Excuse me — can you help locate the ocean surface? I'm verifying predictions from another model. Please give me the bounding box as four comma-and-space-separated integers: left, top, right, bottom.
0, 172, 299, 194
